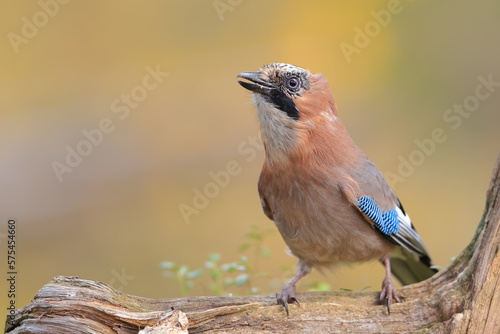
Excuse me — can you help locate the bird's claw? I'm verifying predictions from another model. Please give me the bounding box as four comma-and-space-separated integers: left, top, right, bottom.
276, 288, 300, 316
379, 277, 401, 315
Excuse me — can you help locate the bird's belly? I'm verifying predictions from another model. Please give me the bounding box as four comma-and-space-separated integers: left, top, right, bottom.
274, 202, 394, 267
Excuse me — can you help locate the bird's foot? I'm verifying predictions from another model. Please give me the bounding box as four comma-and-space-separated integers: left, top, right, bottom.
276, 285, 299, 316
379, 276, 401, 315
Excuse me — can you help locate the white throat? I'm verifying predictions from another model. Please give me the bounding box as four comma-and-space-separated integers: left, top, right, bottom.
253, 94, 299, 165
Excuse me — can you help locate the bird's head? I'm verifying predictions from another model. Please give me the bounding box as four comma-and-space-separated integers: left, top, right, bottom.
237, 63, 312, 120
237, 63, 339, 164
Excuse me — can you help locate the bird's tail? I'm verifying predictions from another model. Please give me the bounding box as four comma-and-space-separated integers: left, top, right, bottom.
389, 247, 438, 285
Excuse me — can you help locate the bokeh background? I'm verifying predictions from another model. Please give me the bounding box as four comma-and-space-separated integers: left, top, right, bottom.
1, 0, 499, 320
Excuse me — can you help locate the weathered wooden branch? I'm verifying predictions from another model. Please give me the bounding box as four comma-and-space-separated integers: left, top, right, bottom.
6, 154, 500, 334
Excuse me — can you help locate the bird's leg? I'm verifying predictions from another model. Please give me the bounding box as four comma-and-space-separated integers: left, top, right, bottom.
276, 261, 310, 316
379, 256, 401, 314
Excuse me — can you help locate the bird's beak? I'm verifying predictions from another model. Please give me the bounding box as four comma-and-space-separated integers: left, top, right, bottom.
237, 71, 274, 96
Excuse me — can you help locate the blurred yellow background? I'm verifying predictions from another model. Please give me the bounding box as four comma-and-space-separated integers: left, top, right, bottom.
1, 0, 499, 320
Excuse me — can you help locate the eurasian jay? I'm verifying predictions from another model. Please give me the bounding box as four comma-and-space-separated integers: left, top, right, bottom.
236, 63, 436, 315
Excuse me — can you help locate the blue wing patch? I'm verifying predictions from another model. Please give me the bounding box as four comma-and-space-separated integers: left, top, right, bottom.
357, 196, 399, 235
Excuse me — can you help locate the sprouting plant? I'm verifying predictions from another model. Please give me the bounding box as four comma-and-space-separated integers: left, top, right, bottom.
238, 225, 275, 261
159, 224, 333, 296
203, 252, 250, 296
158, 261, 203, 296
160, 225, 272, 296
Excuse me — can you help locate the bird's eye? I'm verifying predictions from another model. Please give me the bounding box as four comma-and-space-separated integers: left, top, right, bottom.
286, 77, 300, 91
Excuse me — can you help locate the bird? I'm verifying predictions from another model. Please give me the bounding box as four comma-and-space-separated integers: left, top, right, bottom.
236, 63, 437, 315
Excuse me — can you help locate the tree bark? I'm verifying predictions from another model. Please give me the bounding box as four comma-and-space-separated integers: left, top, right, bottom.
5, 154, 500, 334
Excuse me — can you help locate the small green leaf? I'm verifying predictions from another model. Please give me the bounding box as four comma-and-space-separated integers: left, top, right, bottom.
177, 265, 189, 278
308, 281, 331, 292
210, 268, 220, 281
222, 263, 241, 272
246, 232, 263, 241
236, 265, 247, 272
208, 253, 221, 262
234, 273, 249, 286
159, 261, 177, 270
186, 269, 203, 280
260, 246, 271, 258
339, 287, 353, 292
182, 281, 194, 293
238, 243, 252, 253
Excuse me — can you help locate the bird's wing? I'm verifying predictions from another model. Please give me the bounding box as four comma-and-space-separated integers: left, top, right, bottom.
338, 160, 433, 261
338, 161, 437, 284
355, 195, 431, 259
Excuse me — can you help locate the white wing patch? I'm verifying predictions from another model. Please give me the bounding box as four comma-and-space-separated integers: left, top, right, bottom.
395, 206, 412, 230
392, 206, 430, 258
